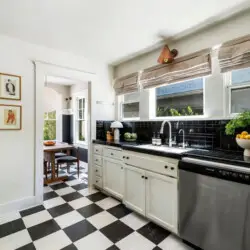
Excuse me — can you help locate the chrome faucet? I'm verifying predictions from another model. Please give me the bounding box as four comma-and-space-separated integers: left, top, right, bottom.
179, 129, 185, 148
160, 120, 172, 147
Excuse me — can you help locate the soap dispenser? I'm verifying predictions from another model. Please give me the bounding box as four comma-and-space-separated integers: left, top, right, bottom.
156, 132, 162, 146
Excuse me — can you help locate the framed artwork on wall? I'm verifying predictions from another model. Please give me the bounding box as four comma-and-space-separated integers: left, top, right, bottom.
0, 104, 22, 130
0, 73, 21, 100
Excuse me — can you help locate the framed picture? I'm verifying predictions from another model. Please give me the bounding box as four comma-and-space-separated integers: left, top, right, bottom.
0, 104, 22, 130
0, 73, 21, 100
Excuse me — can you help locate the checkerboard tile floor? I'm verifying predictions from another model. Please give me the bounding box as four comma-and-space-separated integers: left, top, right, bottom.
1, 178, 198, 249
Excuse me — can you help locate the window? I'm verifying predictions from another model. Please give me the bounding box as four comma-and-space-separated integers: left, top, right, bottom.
155, 78, 204, 117
121, 92, 140, 119
76, 97, 86, 142
228, 67, 250, 114
44, 110, 56, 140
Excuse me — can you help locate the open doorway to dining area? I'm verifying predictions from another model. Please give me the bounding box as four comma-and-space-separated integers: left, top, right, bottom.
43, 75, 89, 196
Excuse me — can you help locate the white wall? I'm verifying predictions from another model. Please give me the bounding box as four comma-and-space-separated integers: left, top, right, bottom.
114, 10, 250, 120
114, 10, 250, 77
0, 34, 114, 214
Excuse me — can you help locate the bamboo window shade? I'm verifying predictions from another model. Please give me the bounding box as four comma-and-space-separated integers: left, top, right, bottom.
218, 34, 250, 73
113, 72, 139, 95
140, 49, 211, 89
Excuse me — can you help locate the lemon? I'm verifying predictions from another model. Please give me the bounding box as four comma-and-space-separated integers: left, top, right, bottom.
246, 135, 250, 140
241, 131, 248, 136
240, 135, 245, 139
236, 134, 241, 139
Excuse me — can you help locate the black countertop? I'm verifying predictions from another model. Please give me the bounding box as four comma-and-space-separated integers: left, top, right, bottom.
184, 149, 250, 168
93, 140, 250, 167
92, 140, 182, 159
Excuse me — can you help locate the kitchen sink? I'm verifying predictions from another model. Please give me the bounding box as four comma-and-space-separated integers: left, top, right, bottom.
135, 144, 193, 154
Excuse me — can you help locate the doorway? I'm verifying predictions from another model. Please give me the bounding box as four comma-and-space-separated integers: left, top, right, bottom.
35, 62, 94, 204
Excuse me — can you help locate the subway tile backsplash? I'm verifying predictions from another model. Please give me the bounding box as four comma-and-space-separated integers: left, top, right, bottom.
96, 119, 243, 152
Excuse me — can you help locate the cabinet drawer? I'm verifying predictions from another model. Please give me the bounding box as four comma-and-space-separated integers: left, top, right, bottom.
94, 176, 103, 188
93, 154, 102, 166
94, 165, 102, 177
103, 147, 122, 160
93, 145, 102, 155
123, 150, 178, 178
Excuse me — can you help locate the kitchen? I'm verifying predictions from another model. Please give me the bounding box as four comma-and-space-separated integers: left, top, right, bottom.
1, 2, 250, 250
92, 34, 250, 250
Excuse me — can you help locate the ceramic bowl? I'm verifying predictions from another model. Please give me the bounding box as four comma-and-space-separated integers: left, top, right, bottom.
236, 138, 250, 156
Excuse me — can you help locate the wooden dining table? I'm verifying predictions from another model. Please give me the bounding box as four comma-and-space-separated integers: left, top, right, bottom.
43, 143, 74, 185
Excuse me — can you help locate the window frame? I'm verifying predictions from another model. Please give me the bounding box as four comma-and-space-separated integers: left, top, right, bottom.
119, 93, 140, 121
75, 96, 87, 144
152, 77, 205, 120
44, 110, 57, 141
225, 69, 250, 116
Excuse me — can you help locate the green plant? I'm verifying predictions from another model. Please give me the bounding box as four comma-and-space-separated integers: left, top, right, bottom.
225, 111, 250, 135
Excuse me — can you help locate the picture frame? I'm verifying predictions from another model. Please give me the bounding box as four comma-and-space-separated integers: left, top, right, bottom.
0, 73, 22, 100
0, 104, 22, 130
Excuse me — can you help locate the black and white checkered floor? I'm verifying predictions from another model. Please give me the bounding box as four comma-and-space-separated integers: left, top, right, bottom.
0, 167, 197, 250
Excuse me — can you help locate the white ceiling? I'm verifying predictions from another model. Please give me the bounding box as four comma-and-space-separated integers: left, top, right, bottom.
0, 0, 249, 64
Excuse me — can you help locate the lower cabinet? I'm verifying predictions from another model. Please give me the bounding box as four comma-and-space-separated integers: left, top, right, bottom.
146, 171, 178, 233
123, 164, 146, 215
124, 164, 178, 233
103, 157, 124, 199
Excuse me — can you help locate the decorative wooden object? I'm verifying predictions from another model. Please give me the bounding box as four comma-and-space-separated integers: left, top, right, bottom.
157, 45, 178, 64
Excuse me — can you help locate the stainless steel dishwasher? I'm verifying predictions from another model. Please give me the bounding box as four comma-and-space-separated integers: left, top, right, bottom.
179, 157, 250, 250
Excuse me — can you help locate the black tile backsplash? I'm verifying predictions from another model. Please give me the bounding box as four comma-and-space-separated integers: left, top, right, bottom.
96, 120, 244, 152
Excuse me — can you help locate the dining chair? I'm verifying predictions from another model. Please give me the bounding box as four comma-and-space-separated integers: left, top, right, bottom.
56, 147, 80, 178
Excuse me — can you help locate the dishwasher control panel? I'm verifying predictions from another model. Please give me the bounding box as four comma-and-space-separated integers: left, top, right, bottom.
179, 158, 250, 185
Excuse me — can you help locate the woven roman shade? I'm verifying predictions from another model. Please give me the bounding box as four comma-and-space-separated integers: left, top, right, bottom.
218, 35, 250, 73
140, 49, 211, 89
113, 72, 139, 95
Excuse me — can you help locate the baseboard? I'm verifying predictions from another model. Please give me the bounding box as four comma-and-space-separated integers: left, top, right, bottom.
0, 196, 42, 215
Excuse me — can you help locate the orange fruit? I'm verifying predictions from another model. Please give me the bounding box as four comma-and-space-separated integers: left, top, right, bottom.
240, 135, 245, 139
241, 131, 248, 136
246, 135, 250, 140
236, 134, 241, 139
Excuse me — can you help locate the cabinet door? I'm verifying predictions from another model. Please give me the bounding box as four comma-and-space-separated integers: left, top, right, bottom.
145, 171, 178, 233
123, 164, 146, 216
103, 157, 124, 199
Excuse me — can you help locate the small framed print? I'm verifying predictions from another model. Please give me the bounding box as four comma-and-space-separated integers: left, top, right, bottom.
0, 105, 22, 130
0, 73, 21, 100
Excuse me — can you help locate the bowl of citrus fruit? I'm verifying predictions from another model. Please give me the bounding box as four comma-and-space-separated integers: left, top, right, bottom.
236, 131, 250, 156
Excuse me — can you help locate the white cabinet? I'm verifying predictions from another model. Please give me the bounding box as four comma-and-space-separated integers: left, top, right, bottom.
124, 164, 178, 233
103, 157, 124, 199
123, 164, 146, 215
146, 171, 178, 233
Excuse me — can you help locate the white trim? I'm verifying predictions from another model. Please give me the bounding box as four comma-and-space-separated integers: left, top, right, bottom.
34, 62, 95, 204
0, 196, 39, 215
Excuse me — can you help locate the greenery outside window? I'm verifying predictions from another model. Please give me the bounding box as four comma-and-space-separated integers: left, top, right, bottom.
227, 67, 250, 114
76, 97, 86, 142
156, 78, 204, 117
44, 110, 56, 140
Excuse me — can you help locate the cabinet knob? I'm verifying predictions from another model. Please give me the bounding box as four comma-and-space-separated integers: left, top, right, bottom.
123, 156, 126, 159
145, 177, 148, 180
126, 157, 129, 160
95, 159, 98, 161
141, 176, 145, 179
164, 165, 168, 169
96, 170, 98, 172
171, 167, 175, 170
96, 180, 98, 183
111, 153, 114, 156
121, 167, 123, 169
96, 150, 98, 152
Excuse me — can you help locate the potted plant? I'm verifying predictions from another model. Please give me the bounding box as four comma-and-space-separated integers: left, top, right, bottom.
225, 111, 250, 156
